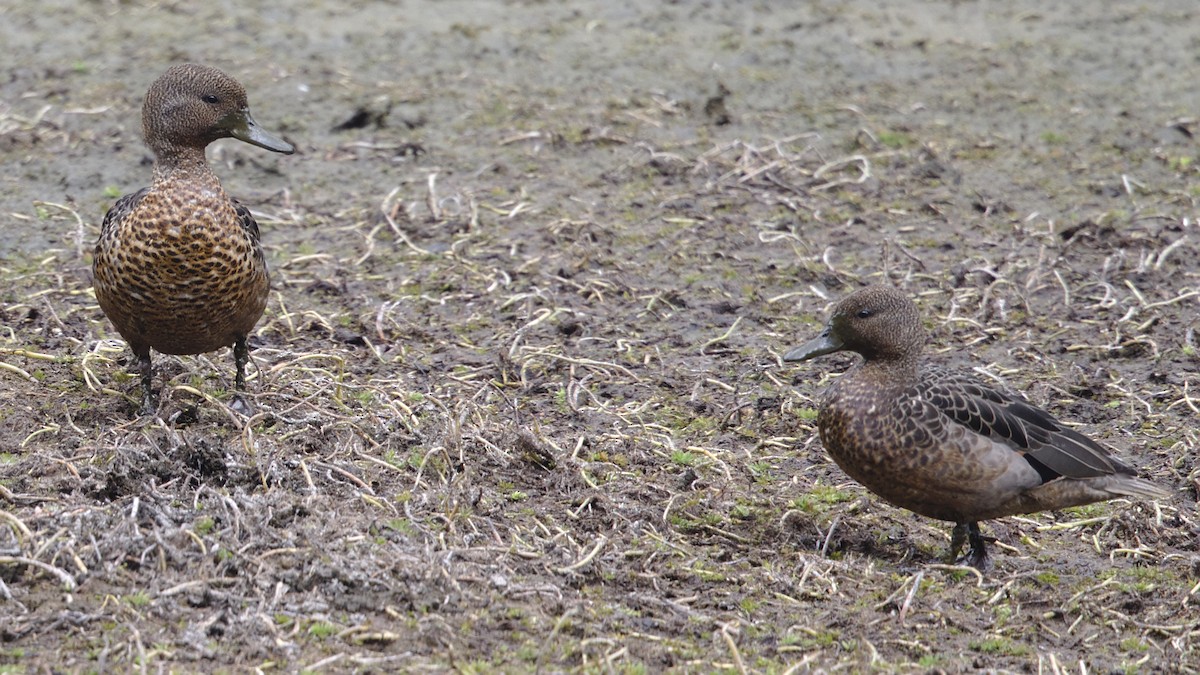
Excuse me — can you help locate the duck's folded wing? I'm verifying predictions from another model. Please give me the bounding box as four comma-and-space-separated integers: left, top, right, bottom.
914, 370, 1130, 482
98, 187, 151, 239
232, 200, 262, 242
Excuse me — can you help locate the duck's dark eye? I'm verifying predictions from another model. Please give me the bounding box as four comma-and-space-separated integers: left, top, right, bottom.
201, 94, 220, 104
856, 308, 873, 319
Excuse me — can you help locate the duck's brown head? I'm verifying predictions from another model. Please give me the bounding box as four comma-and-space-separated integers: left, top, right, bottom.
785, 285, 927, 363
142, 63, 294, 158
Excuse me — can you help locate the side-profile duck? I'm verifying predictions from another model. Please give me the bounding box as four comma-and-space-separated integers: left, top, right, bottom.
785, 284, 1170, 568
93, 63, 294, 414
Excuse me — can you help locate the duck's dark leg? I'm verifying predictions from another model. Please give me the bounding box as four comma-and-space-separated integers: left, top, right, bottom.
949, 522, 968, 561
949, 522, 991, 569
231, 335, 253, 415
234, 335, 249, 391
137, 348, 156, 415
962, 522, 990, 569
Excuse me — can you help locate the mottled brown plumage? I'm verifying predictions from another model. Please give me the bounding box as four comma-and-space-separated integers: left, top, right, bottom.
785, 285, 1169, 568
93, 64, 294, 413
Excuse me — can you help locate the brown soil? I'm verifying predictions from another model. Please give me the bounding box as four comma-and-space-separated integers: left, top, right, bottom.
1, 1, 1198, 672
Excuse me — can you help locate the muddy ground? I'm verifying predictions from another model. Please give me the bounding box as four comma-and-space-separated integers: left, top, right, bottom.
1, 0, 1198, 672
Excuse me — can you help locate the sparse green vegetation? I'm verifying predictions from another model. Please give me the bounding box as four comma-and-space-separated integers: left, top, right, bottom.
125, 592, 151, 608
877, 130, 914, 148
1034, 571, 1060, 585
970, 637, 1030, 657
670, 450, 697, 466
193, 515, 216, 536
0, 2, 1192, 674
789, 484, 857, 515
794, 407, 819, 422
306, 621, 337, 639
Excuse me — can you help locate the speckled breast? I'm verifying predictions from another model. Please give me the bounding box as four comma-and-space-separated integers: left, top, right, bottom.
93, 188, 269, 356
816, 390, 972, 523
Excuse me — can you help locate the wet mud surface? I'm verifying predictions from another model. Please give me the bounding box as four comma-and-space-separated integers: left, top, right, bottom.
1, 1, 1198, 671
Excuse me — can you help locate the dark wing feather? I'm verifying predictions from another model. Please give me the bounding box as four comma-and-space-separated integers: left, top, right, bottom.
232, 199, 262, 243
916, 367, 1129, 482
97, 187, 151, 241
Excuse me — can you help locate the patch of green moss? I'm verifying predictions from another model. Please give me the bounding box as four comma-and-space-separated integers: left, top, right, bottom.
794, 407, 819, 422
877, 130, 914, 148
125, 592, 151, 608
788, 484, 856, 515
1062, 502, 1108, 518
670, 450, 697, 466
193, 515, 216, 536
1119, 637, 1149, 653
1034, 571, 1060, 585
969, 637, 1029, 657
306, 621, 337, 639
